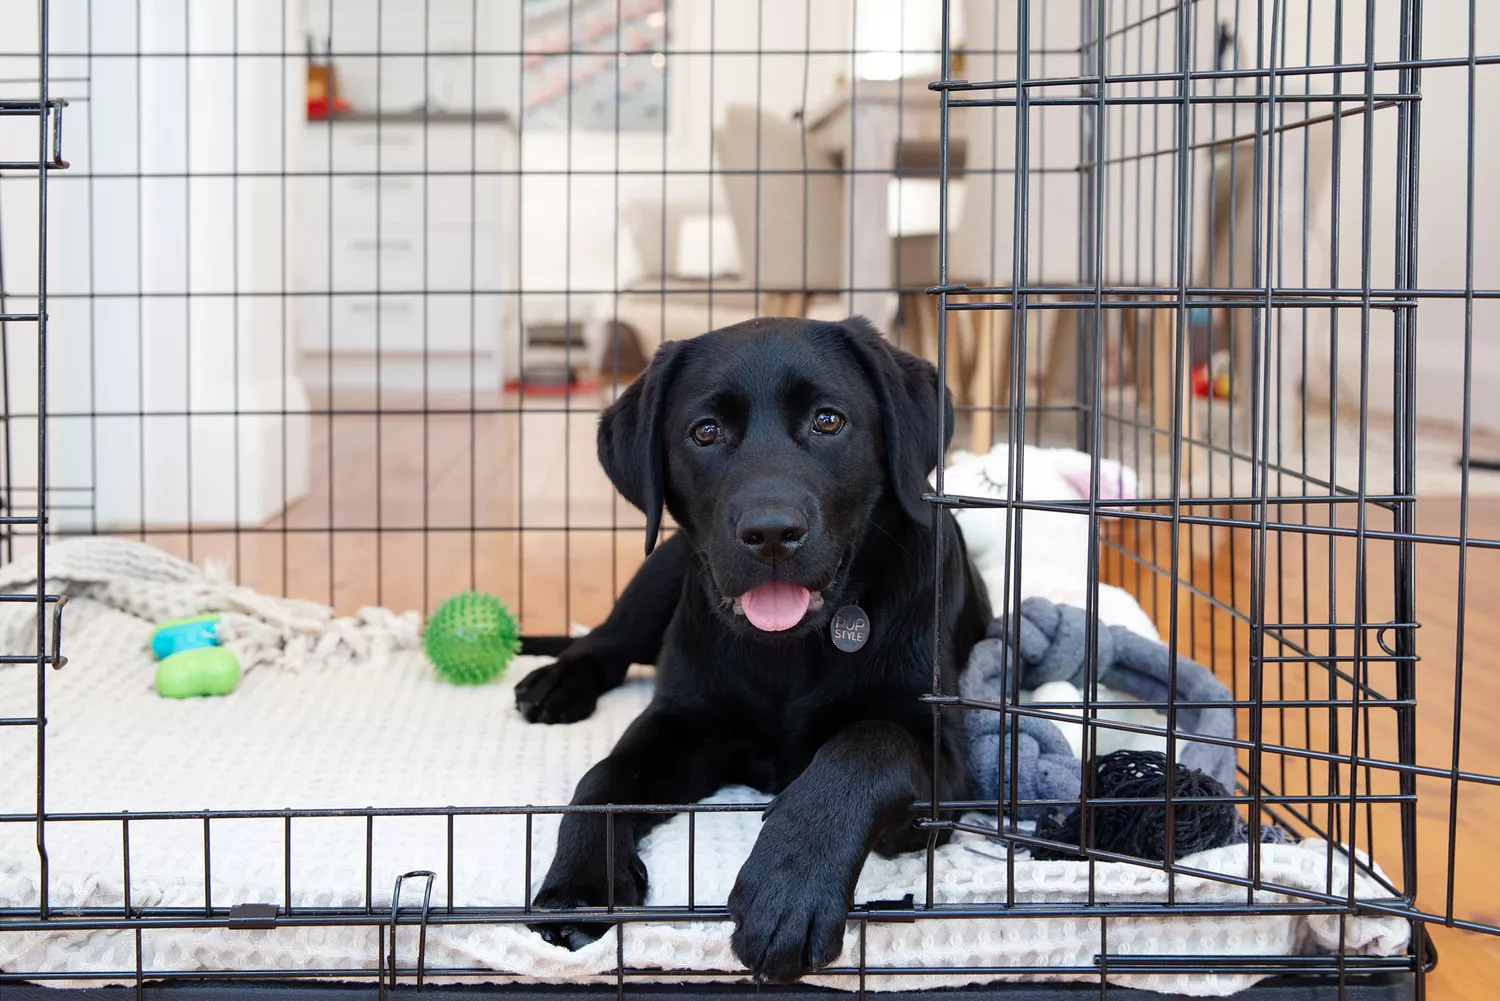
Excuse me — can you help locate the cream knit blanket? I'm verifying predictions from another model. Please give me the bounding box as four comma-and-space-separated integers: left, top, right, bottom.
0, 539, 1410, 995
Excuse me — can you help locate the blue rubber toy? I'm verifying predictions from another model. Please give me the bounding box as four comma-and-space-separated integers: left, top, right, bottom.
151, 614, 221, 659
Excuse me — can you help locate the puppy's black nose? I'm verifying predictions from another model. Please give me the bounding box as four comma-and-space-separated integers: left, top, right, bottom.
737, 506, 808, 562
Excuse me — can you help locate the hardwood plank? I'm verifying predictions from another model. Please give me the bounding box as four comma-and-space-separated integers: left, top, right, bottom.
1104, 498, 1500, 1000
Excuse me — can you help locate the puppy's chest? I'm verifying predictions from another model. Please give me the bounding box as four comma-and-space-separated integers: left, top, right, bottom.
664, 637, 927, 792
703, 650, 888, 741
716, 692, 843, 792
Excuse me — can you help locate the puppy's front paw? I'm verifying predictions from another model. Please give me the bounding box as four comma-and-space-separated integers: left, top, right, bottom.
728, 839, 851, 982
527, 852, 648, 949
514, 656, 602, 724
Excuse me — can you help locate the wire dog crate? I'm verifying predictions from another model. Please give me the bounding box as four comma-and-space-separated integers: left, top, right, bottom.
2, 0, 1498, 998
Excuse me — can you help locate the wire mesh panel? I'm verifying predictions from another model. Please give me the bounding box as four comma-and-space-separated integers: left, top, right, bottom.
0, 0, 67, 928
0, 0, 1498, 998
935, 0, 1500, 993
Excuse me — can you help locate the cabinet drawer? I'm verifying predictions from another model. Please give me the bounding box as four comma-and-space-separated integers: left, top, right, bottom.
330, 175, 425, 232
331, 233, 426, 292
300, 292, 508, 355
296, 174, 512, 236
303, 122, 514, 175
301, 223, 509, 294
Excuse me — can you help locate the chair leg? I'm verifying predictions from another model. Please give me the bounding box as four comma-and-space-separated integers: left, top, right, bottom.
1127, 303, 1150, 400
995, 303, 1015, 426
1039, 299, 1081, 443
968, 305, 993, 454
967, 297, 1017, 455
946, 301, 973, 411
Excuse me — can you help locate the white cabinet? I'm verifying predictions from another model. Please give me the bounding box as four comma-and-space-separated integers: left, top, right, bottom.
296, 116, 519, 391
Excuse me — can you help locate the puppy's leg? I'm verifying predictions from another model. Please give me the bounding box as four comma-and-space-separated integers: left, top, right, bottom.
728, 720, 961, 982
530, 708, 730, 949
515, 532, 689, 723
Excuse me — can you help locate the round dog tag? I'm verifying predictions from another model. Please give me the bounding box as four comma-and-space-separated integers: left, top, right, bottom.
830, 605, 870, 653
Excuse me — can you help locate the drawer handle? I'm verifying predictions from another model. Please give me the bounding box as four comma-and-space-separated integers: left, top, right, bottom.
348, 237, 416, 253
349, 299, 413, 313
350, 176, 416, 190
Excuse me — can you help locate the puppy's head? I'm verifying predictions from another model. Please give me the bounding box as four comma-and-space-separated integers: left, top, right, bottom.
598, 316, 951, 637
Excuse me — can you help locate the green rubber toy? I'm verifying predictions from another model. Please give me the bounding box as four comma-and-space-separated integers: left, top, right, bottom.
155, 646, 241, 698
423, 591, 521, 685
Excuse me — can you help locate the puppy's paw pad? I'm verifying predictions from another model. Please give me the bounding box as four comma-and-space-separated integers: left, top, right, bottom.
528, 853, 649, 950
527, 884, 618, 950
530, 919, 613, 951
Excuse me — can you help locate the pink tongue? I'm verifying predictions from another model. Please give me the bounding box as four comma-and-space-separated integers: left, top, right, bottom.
739, 581, 812, 632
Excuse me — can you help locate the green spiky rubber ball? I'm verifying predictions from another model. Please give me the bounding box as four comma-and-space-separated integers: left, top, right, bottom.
423, 591, 521, 685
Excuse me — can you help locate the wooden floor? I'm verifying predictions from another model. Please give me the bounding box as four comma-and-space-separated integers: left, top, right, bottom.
139, 387, 644, 634
131, 391, 1497, 997
1102, 500, 1500, 999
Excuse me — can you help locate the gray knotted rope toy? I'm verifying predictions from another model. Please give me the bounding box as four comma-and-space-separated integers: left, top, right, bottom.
962, 596, 1237, 812
961, 597, 1290, 859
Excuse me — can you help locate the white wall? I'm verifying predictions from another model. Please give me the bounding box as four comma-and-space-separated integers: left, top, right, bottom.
0, 0, 311, 531
0, 0, 46, 529
1403, 3, 1500, 432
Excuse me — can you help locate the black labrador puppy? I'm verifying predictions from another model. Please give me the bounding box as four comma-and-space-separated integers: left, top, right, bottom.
515, 316, 990, 983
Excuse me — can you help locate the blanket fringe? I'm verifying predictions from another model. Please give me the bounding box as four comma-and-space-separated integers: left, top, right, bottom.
0, 538, 422, 675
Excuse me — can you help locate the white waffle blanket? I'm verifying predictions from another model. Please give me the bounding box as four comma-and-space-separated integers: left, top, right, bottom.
0, 540, 1409, 995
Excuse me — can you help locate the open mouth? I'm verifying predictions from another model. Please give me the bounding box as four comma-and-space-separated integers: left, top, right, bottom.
730, 581, 827, 632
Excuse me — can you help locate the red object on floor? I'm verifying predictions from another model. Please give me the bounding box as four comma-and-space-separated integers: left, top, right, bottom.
1192, 363, 1212, 398
504, 378, 600, 397
1191, 362, 1232, 400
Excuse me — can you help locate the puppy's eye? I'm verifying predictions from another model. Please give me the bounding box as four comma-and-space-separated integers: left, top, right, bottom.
691, 420, 721, 446
812, 410, 845, 435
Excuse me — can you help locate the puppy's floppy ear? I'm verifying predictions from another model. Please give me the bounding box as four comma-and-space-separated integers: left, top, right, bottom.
597, 340, 686, 554
836, 315, 953, 527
